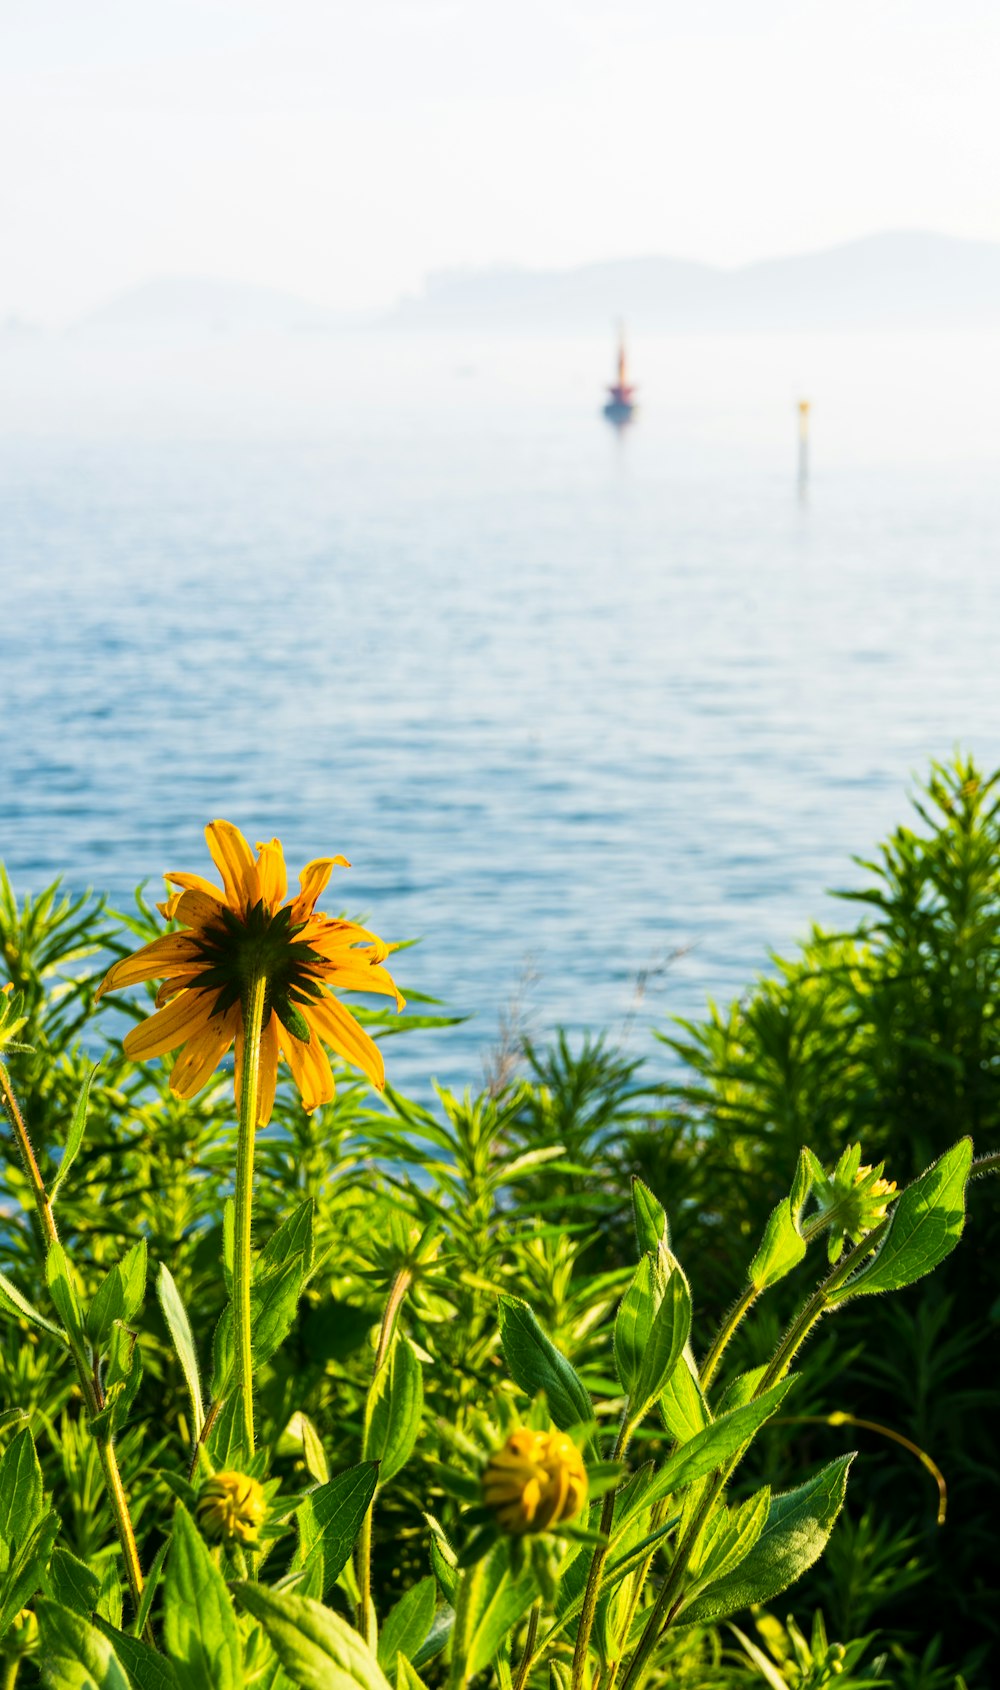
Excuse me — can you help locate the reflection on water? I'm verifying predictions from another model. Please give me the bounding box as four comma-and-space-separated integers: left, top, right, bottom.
2, 330, 1000, 1095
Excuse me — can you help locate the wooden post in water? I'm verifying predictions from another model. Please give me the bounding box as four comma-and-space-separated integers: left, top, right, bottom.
797, 399, 811, 491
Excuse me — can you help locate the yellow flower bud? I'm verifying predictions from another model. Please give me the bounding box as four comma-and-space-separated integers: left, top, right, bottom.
482, 1429, 587, 1535
195, 1470, 267, 1546
10, 1607, 39, 1655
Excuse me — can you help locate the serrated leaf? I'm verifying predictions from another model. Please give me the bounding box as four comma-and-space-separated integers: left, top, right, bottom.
86, 1242, 146, 1351
828, 1140, 973, 1304
50, 1061, 100, 1205
235, 1584, 394, 1690
92, 1617, 182, 1690
498, 1297, 592, 1432
163, 1503, 241, 1690
679, 1455, 853, 1625
157, 1264, 204, 1442
365, 1336, 423, 1484
292, 1463, 379, 1597
36, 1597, 131, 1690
0, 1424, 43, 1547
46, 1546, 100, 1616
377, 1575, 436, 1670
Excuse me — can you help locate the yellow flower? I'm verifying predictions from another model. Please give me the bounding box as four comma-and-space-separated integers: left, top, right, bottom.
97, 821, 403, 1124
195, 1470, 267, 1546
482, 1429, 587, 1535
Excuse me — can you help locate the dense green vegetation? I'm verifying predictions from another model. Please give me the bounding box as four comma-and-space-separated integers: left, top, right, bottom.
0, 756, 996, 1689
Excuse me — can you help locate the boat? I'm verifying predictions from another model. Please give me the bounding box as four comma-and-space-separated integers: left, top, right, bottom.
603, 327, 637, 423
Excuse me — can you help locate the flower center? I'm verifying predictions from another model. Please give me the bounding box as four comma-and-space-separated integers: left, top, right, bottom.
193, 900, 325, 1039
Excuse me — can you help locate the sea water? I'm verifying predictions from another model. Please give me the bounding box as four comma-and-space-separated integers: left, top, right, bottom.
1, 328, 999, 1096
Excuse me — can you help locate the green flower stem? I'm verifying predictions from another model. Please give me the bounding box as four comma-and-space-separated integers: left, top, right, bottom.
234, 968, 268, 1459
355, 1267, 413, 1647
617, 1477, 722, 1690
571, 1413, 632, 1690
3, 1658, 19, 1690
0, 1059, 150, 1640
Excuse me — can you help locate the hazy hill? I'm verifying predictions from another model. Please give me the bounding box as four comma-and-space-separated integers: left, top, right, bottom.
386, 232, 1000, 333
72, 276, 343, 336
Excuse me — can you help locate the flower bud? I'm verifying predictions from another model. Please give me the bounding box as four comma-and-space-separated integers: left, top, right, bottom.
482, 1429, 587, 1535
195, 1470, 267, 1546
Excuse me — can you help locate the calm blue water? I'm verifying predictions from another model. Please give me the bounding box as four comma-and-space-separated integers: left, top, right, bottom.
2, 329, 1000, 1095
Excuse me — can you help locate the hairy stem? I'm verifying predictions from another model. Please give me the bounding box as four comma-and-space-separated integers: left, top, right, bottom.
571, 1413, 631, 1690
356, 1267, 414, 1647
233, 970, 267, 1459
0, 1058, 149, 1638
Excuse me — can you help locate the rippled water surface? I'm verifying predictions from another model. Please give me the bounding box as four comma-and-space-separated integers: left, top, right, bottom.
2, 330, 1000, 1094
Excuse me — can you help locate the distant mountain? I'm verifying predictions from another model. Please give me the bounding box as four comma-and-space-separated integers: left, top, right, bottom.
386, 232, 1000, 333
72, 276, 344, 335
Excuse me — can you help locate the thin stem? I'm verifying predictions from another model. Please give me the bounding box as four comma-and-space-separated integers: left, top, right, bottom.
233, 969, 267, 1459
0, 1061, 57, 1249
571, 1414, 631, 1690
699, 1284, 757, 1392
356, 1268, 414, 1646
3, 1657, 19, 1690
617, 1478, 721, 1690
512, 1600, 540, 1690
0, 1058, 150, 1638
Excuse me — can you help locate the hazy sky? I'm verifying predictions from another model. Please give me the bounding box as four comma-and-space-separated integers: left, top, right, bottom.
3, 0, 999, 324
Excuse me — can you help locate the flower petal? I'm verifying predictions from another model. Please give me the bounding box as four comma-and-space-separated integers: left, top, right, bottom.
97, 935, 202, 999
313, 956, 405, 1010
205, 821, 258, 911
123, 988, 219, 1060
170, 1008, 238, 1098
255, 839, 288, 911
278, 1012, 336, 1111
170, 889, 231, 932
289, 856, 350, 923
164, 871, 227, 903
305, 993, 385, 1091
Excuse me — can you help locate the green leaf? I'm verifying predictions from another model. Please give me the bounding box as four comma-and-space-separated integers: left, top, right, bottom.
365, 1336, 424, 1484
687, 1487, 770, 1593
410, 1604, 454, 1669
0, 1424, 43, 1547
157, 1264, 205, 1442
0, 1269, 66, 1340
614, 1255, 656, 1395
632, 1271, 691, 1420
235, 1583, 394, 1690
658, 1350, 710, 1444
679, 1455, 854, 1625
163, 1503, 241, 1690
92, 1618, 182, 1690
377, 1576, 436, 1671
205, 1392, 251, 1472
262, 1199, 316, 1276
46, 1241, 85, 1342
631, 1179, 669, 1256
0, 1509, 61, 1640
130, 1534, 171, 1646
498, 1296, 593, 1432
620, 1380, 796, 1532
749, 1199, 807, 1292
466, 1548, 536, 1677
211, 1252, 307, 1396
828, 1139, 973, 1304
36, 1597, 131, 1689
90, 1321, 142, 1437
50, 1061, 100, 1205
86, 1241, 147, 1351
46, 1546, 101, 1616
293, 1462, 379, 1597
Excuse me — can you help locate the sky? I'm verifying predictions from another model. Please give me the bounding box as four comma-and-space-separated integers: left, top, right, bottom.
3, 0, 1000, 326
